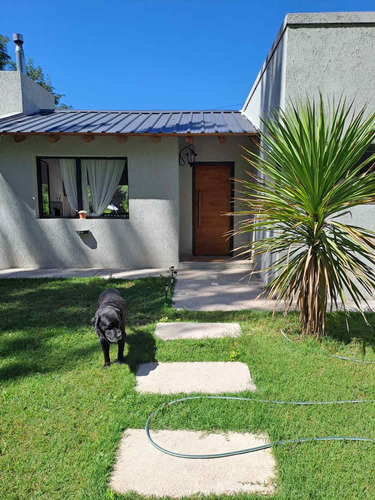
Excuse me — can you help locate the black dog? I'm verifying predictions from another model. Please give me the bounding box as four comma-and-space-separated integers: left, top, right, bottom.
91, 289, 127, 368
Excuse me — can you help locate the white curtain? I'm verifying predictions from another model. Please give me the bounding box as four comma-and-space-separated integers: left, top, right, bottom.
59, 159, 78, 212
81, 164, 90, 213
81, 159, 124, 217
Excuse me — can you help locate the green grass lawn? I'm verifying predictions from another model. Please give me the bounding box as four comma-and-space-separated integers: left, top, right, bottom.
0, 277, 374, 499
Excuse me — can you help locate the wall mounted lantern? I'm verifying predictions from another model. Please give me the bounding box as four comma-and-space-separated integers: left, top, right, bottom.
179, 144, 197, 168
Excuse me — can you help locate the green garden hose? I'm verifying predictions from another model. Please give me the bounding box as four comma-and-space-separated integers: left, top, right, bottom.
145, 330, 374, 459
145, 396, 375, 459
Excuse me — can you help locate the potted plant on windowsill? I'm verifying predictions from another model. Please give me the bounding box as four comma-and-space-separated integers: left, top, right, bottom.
78, 210, 87, 219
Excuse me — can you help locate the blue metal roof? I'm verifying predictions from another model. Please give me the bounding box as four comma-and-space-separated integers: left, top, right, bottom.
0, 110, 257, 135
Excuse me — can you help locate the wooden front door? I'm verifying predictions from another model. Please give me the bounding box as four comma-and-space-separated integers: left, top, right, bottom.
193, 163, 233, 255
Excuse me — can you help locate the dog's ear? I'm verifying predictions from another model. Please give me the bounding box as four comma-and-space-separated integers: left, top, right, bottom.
114, 307, 122, 322
113, 307, 124, 329
91, 314, 100, 332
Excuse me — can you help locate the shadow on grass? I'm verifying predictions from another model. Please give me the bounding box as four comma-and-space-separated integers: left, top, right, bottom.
0, 277, 167, 381
168, 308, 375, 356
1, 277, 374, 381
124, 329, 157, 374
0, 277, 169, 330
325, 311, 375, 355
0, 343, 99, 381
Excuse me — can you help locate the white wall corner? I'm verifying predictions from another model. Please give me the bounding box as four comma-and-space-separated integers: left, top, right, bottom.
241, 14, 289, 128
0, 70, 55, 118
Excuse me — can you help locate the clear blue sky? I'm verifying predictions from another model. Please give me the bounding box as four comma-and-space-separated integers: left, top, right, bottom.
2, 0, 374, 110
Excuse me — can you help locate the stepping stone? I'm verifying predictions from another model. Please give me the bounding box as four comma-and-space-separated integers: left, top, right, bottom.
110, 429, 275, 497
155, 322, 241, 340
136, 362, 256, 394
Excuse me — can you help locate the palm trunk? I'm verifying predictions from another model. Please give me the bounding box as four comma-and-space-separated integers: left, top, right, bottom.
300, 256, 327, 337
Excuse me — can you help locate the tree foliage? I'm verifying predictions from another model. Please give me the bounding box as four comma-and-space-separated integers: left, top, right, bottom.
234, 96, 375, 337
0, 35, 13, 70
0, 34, 70, 109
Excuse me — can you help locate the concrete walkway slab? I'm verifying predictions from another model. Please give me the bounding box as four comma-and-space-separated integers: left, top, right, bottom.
136, 362, 256, 394
0, 267, 169, 279
110, 429, 275, 497
0, 268, 102, 278
96, 267, 169, 279
155, 322, 241, 340
173, 268, 275, 311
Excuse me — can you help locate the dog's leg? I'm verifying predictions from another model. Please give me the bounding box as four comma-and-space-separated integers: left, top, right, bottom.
100, 339, 111, 368
116, 334, 126, 364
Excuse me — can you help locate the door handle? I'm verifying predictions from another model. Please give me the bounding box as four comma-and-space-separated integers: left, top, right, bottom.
198, 191, 201, 227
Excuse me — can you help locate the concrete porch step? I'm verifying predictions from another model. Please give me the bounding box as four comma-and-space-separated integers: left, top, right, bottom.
178, 259, 253, 271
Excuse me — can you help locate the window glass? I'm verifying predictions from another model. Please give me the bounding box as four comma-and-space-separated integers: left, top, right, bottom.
38, 158, 76, 217
102, 166, 129, 218
37, 157, 129, 219
40, 160, 50, 217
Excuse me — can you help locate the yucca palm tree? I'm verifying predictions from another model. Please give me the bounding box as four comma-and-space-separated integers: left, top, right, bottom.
234, 96, 375, 337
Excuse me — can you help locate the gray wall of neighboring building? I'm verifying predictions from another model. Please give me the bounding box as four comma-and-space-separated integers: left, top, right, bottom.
0, 71, 55, 118
284, 12, 375, 111
242, 11, 375, 283
0, 135, 179, 268
241, 18, 288, 274
242, 20, 287, 129
179, 135, 257, 256
284, 14, 375, 272
243, 11, 375, 124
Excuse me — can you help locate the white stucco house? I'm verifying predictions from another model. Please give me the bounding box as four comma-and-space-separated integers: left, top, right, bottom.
1, 11, 375, 270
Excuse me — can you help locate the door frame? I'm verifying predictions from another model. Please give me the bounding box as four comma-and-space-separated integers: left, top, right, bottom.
192, 162, 235, 256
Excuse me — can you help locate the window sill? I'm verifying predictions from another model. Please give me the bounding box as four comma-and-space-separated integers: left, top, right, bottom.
38, 214, 130, 220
